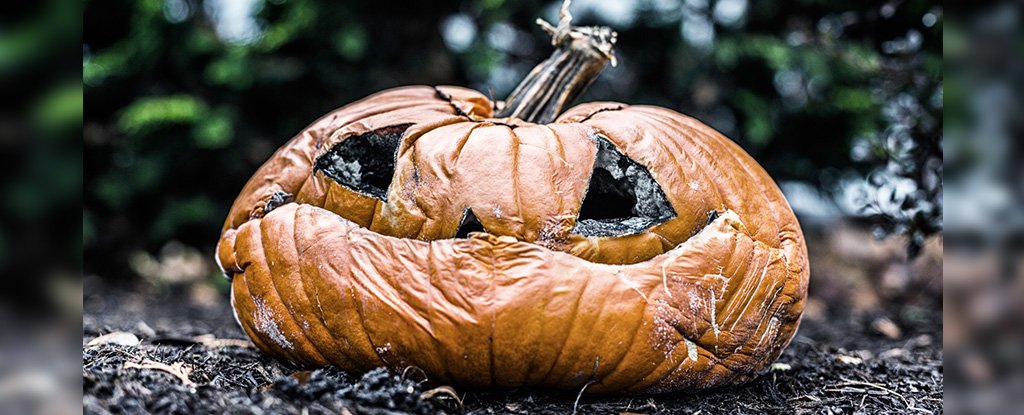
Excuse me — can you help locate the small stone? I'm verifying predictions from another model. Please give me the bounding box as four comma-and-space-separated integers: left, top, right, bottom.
879, 348, 908, 360
871, 317, 902, 339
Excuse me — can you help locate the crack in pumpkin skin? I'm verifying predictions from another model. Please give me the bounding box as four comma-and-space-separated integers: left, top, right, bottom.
217, 85, 810, 394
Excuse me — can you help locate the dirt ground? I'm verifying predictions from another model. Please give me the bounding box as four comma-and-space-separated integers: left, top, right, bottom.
83, 228, 942, 414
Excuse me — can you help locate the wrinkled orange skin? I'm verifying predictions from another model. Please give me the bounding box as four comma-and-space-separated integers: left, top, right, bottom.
217, 86, 809, 394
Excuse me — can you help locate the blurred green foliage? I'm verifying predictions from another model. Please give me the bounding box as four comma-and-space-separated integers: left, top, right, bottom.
84, 0, 941, 277
0, 0, 83, 308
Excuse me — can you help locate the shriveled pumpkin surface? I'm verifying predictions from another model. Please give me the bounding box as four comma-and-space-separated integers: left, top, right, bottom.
217, 85, 809, 393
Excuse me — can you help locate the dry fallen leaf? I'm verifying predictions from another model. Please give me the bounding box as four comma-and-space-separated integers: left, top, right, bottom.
86, 332, 140, 348
193, 334, 254, 349
124, 359, 195, 386
879, 348, 909, 360
836, 354, 864, 365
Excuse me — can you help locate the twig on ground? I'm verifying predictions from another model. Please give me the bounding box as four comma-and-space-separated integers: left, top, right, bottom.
828, 379, 930, 413
401, 366, 428, 384
421, 386, 463, 409
572, 380, 597, 415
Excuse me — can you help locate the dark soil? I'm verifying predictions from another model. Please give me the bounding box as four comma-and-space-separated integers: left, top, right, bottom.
83, 277, 942, 415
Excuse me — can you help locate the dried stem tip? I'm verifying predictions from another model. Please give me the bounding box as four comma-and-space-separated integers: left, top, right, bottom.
496, 0, 617, 124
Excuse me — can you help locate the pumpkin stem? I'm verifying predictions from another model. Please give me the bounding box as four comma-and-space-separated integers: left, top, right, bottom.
495, 0, 617, 124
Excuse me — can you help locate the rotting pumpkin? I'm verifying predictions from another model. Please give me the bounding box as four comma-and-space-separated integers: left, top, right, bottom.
217, 1, 808, 394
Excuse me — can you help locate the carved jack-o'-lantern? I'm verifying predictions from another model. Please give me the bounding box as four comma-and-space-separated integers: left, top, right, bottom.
217, 3, 808, 394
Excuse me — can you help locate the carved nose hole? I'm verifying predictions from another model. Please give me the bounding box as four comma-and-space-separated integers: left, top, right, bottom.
456, 210, 486, 238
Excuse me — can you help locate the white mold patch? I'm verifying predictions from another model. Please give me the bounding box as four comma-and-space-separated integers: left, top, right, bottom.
684, 338, 698, 362
253, 297, 293, 350
650, 300, 681, 361
709, 288, 720, 353
758, 316, 782, 348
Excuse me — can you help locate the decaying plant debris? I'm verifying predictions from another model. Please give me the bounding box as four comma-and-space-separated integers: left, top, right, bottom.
83, 280, 941, 414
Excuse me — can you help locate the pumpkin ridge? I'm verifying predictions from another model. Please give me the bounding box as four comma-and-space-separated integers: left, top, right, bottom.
282, 227, 343, 366
537, 262, 585, 386
289, 205, 353, 365
326, 247, 386, 371
340, 235, 397, 369
257, 213, 331, 364
290, 206, 378, 368
586, 283, 646, 390
719, 251, 769, 334
235, 226, 303, 363
509, 130, 525, 239
422, 237, 455, 384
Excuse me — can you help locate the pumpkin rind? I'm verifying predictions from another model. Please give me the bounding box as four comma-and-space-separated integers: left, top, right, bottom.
217, 85, 809, 394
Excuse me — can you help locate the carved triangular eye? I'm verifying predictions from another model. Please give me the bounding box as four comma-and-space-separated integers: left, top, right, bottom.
314, 125, 410, 200
574, 135, 676, 237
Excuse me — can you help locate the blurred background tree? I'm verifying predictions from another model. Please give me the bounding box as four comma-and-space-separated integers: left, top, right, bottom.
83, 0, 941, 281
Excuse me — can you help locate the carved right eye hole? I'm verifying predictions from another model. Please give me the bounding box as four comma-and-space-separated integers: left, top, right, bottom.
573, 135, 676, 237
314, 124, 411, 200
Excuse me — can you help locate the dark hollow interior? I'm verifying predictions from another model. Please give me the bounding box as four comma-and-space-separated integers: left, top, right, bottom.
314, 125, 410, 200
573, 136, 676, 237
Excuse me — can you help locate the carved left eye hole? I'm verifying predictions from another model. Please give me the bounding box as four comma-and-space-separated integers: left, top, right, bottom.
314, 125, 411, 200
574, 136, 676, 237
